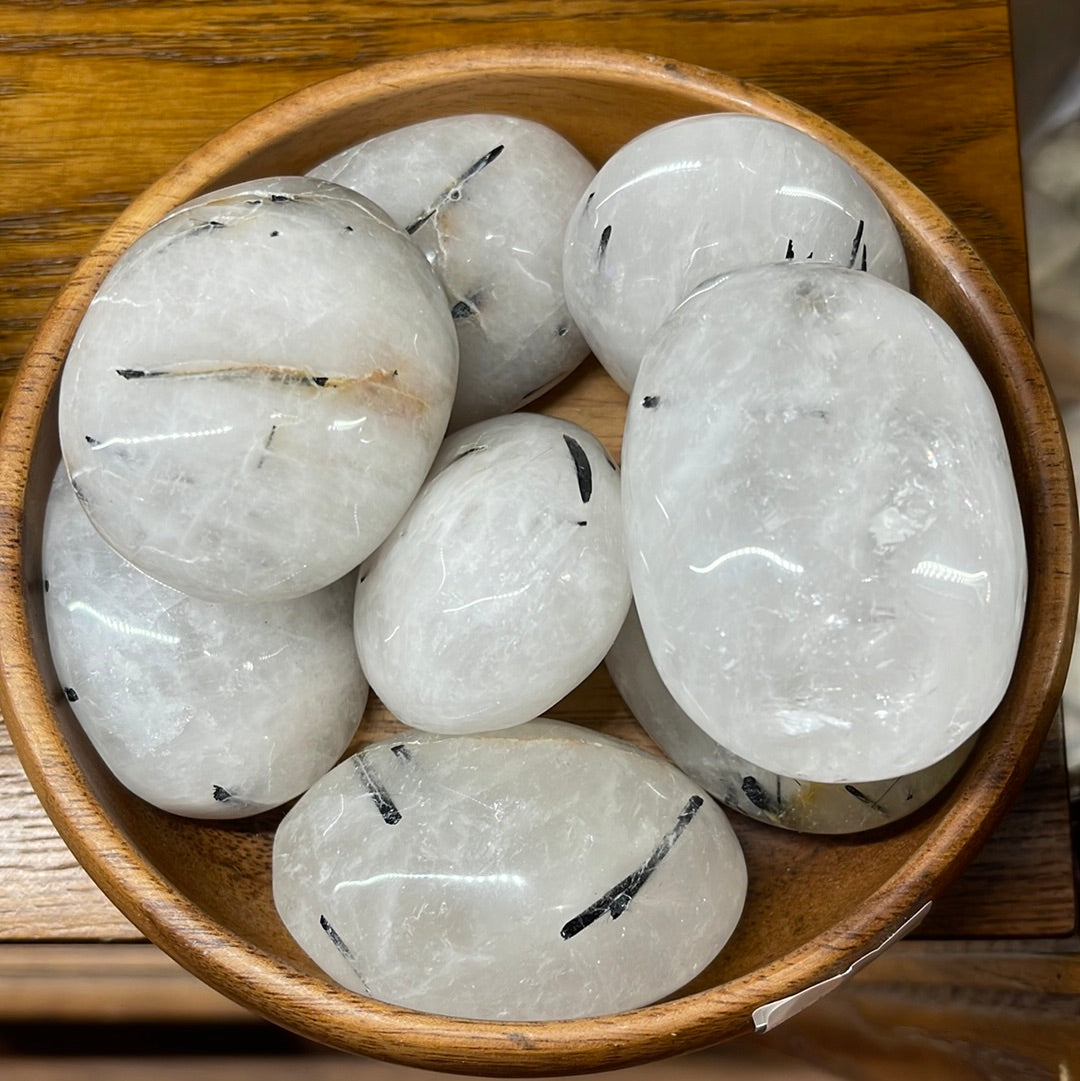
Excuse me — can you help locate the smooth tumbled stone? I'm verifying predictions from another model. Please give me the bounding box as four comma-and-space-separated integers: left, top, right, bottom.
607, 604, 975, 833
59, 176, 458, 602
623, 263, 1026, 783
311, 114, 595, 430
354, 412, 630, 733
563, 113, 909, 391
272, 719, 746, 1021
41, 464, 368, 819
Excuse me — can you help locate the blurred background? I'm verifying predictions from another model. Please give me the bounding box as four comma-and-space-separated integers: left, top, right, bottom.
1015, 1, 1080, 809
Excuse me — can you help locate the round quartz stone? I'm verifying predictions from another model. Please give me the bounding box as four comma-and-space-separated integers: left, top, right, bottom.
562, 112, 909, 392
272, 719, 746, 1021
622, 262, 1027, 784
41, 463, 368, 819
311, 114, 595, 430
59, 176, 458, 602
353, 412, 630, 734
607, 603, 975, 833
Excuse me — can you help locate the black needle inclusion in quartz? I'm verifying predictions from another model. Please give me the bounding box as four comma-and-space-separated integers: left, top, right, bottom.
560, 795, 704, 940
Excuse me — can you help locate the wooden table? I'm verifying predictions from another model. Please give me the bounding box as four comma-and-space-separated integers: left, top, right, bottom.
0, 2, 1076, 1077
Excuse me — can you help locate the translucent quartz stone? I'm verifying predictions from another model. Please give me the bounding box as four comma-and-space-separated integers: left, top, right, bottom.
41, 465, 368, 819
354, 413, 630, 733
311, 114, 595, 430
623, 263, 1026, 784
607, 604, 975, 833
272, 720, 746, 1021
562, 113, 909, 391
59, 176, 458, 602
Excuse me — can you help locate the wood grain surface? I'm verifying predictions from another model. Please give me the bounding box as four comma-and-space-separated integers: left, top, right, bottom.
0, 0, 1075, 1073
0, 696, 1074, 944
770, 937, 1080, 1079
1, 937, 1076, 1079
0, 0, 1032, 412
1, 0, 1067, 937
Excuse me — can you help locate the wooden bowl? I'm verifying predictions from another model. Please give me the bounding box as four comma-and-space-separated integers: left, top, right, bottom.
0, 44, 1074, 1076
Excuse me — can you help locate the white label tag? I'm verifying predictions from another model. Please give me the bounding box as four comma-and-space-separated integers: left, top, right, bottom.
752, 899, 933, 1032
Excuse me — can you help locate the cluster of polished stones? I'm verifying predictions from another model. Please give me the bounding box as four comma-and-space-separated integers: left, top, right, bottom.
45, 111, 1026, 1021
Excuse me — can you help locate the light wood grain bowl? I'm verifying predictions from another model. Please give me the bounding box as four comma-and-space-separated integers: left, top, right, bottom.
0, 44, 1075, 1076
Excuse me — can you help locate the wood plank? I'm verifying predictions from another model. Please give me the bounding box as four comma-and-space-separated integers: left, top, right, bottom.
0, 943, 248, 1021
0, 0, 1030, 415
0, 720, 137, 940
848, 936, 1080, 995
1, 704, 1074, 942
769, 938, 1080, 1080
919, 714, 1076, 937
0, 1, 1072, 1056
0, 942, 834, 1073
0, 1047, 840, 1081
2, 937, 1077, 1074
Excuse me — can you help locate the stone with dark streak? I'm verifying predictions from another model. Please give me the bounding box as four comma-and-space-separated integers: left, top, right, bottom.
606, 603, 976, 833
310, 114, 594, 430
562, 113, 909, 392
622, 263, 1026, 783
354, 413, 629, 734
41, 463, 368, 819
58, 175, 458, 602
272, 720, 745, 1020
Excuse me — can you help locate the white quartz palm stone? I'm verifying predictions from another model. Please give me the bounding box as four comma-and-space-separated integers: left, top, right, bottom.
272, 720, 746, 1021
563, 113, 909, 391
41, 464, 368, 819
311, 114, 595, 429
354, 413, 630, 733
59, 176, 458, 602
623, 262, 1026, 783
607, 604, 975, 833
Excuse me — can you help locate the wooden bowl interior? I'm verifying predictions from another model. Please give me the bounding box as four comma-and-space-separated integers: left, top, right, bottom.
1, 46, 1074, 1076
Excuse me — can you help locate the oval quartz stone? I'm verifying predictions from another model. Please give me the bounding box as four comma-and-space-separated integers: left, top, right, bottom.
59, 176, 458, 602
311, 114, 595, 430
354, 413, 631, 733
272, 720, 747, 1021
41, 465, 368, 818
623, 263, 1026, 783
562, 113, 909, 392
607, 604, 975, 833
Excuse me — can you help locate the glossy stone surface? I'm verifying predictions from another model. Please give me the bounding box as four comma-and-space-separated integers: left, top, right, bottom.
311, 114, 595, 429
272, 720, 746, 1021
623, 263, 1026, 783
607, 604, 975, 833
354, 413, 630, 733
563, 113, 909, 391
59, 176, 458, 602
41, 464, 368, 819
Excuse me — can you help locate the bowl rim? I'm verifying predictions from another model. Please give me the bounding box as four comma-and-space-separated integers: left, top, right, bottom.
0, 42, 1075, 1075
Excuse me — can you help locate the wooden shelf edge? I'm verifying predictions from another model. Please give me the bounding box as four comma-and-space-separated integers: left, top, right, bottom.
0, 943, 252, 1022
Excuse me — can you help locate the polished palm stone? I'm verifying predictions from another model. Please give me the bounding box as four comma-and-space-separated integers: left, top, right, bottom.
354, 413, 630, 733
563, 113, 909, 391
607, 603, 975, 833
623, 262, 1026, 783
311, 114, 595, 429
272, 720, 747, 1021
41, 464, 368, 819
58, 176, 458, 602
